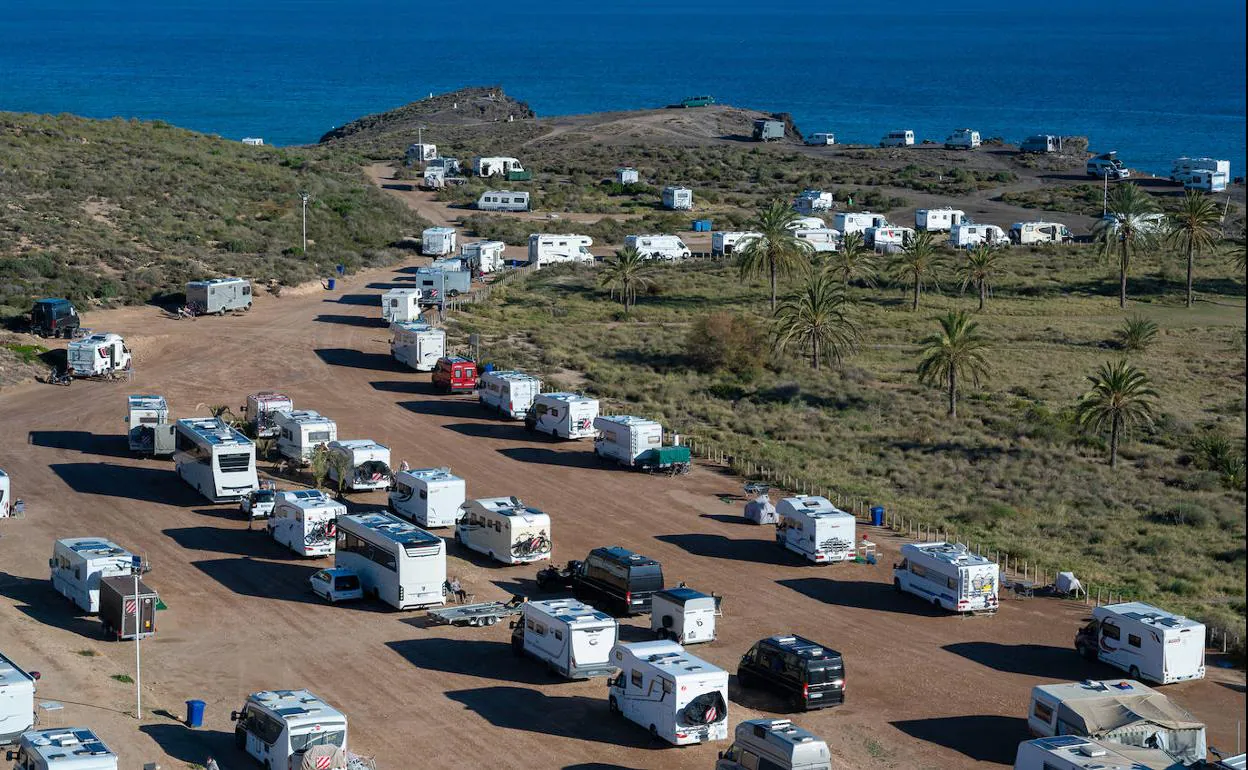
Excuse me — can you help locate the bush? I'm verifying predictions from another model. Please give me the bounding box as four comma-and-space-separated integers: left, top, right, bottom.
1115, 316, 1159, 352
685, 312, 766, 377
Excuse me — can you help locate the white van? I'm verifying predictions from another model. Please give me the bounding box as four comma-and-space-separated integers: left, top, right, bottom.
389, 467, 465, 528
528, 234, 595, 266
832, 212, 887, 235
1010, 221, 1074, 245
478, 370, 541, 420
650, 587, 718, 645
390, 321, 446, 372
624, 234, 691, 261
66, 333, 131, 378
893, 541, 999, 613
526, 393, 599, 439
607, 640, 729, 746
325, 439, 391, 492
711, 231, 761, 257
880, 129, 915, 147
11, 728, 117, 770
511, 598, 618, 679
805, 133, 835, 146
775, 496, 855, 564
1074, 602, 1205, 684
273, 409, 337, 462
335, 512, 446, 609
1087, 152, 1130, 180
231, 690, 346, 770
455, 496, 552, 565
49, 538, 136, 613
915, 207, 966, 232
793, 228, 841, 253
945, 128, 981, 150
949, 223, 1009, 249
793, 190, 834, 215
381, 288, 423, 323
717, 719, 831, 770
268, 490, 344, 557
866, 226, 914, 252
0, 652, 37, 744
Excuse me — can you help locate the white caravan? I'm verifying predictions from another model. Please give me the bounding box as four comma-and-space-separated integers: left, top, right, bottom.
945, 128, 981, 150
390, 321, 446, 372
1010, 221, 1074, 245
832, 212, 888, 235
717, 719, 832, 770
1013, 735, 1189, 770
512, 598, 618, 679
893, 541, 999, 613
662, 186, 694, 211
461, 240, 506, 274
174, 417, 258, 503
650, 587, 718, 645
231, 690, 347, 770
806, 132, 836, 146
476, 190, 530, 212
478, 370, 542, 419
711, 231, 761, 257
431, 256, 469, 272
389, 467, 466, 528
335, 512, 446, 609
949, 223, 1009, 249
125, 394, 168, 452
49, 538, 135, 613
607, 640, 729, 746
866, 226, 915, 252
915, 207, 966, 231
1075, 602, 1205, 684
527, 392, 599, 439
66, 333, 131, 378
381, 287, 423, 323
1027, 680, 1206, 764
528, 234, 595, 266
1171, 157, 1230, 191
786, 216, 826, 231
0, 652, 38, 744
406, 142, 436, 163
269, 489, 344, 557
616, 167, 639, 184
273, 409, 337, 462
472, 156, 526, 177
880, 129, 915, 147
421, 226, 457, 256
456, 496, 552, 565
793, 190, 834, 215
624, 234, 691, 261
12, 728, 117, 770
0, 469, 10, 518
325, 439, 392, 492
775, 496, 856, 564
186, 277, 252, 314
593, 415, 663, 466
245, 391, 293, 439
793, 228, 841, 253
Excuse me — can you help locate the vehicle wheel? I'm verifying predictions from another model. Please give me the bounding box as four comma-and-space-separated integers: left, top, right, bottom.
264, 761, 272, 770
608, 696, 620, 715
649, 724, 659, 740
932, 598, 941, 609
790, 693, 807, 713
217, 309, 225, 317
1129, 666, 1141, 681
1080, 645, 1098, 662
736, 671, 754, 690
485, 615, 498, 626
511, 635, 525, 656
894, 578, 902, 593
235, 728, 246, 750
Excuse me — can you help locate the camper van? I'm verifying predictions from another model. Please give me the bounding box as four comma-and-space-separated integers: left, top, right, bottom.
11, 729, 117, 770
793, 190, 834, 215
186, 277, 252, 314
832, 212, 888, 235
421, 226, 457, 256
1026, 680, 1206, 764
28, 298, 79, 339
1075, 602, 1206, 684
335, 512, 446, 609
269, 490, 344, 557
431, 356, 478, 393
711, 231, 761, 257
806, 133, 835, 146
511, 599, 618, 679
866, 226, 914, 252
245, 392, 292, 439
461, 240, 506, 274
381, 287, 423, 324
390, 321, 446, 372
945, 129, 981, 150
1013, 735, 1191, 770
406, 142, 436, 164
231, 690, 347, 770
479, 370, 542, 420
528, 234, 596, 266
1010, 221, 1074, 245
1171, 159, 1230, 192
775, 496, 855, 564
662, 186, 694, 211
1087, 152, 1130, 179
787, 216, 826, 231
880, 129, 915, 147
173, 417, 258, 503
412, 267, 471, 306
893, 541, 999, 613
325, 439, 392, 492
616, 167, 639, 184
949, 223, 1009, 249
717, 720, 831, 770
624, 234, 691, 261
273, 409, 337, 462
526, 392, 599, 439
472, 156, 527, 178
125, 395, 169, 453
569, 546, 665, 616
793, 228, 841, 253
389, 467, 466, 528
0, 652, 37, 744
456, 497, 552, 565
915, 208, 966, 232
753, 119, 785, 142
593, 415, 662, 467
49, 538, 136, 613
650, 587, 718, 645
66, 333, 131, 378
608, 640, 729, 746
1021, 135, 1063, 154
738, 635, 846, 711
476, 190, 530, 212
0, 469, 11, 519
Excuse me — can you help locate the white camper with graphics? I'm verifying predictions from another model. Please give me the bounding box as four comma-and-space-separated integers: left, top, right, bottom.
949, 223, 1009, 248
915, 208, 966, 232
230, 690, 347, 770
268, 490, 343, 558
711, 231, 761, 257
389, 467, 466, 528
390, 321, 446, 372
325, 439, 392, 492
478, 370, 542, 420
0, 652, 37, 745
12, 728, 118, 770
832, 212, 888, 235
186, 277, 252, 314
456, 496, 552, 565
273, 410, 337, 462
245, 392, 293, 439
461, 240, 506, 274
528, 234, 595, 266
624, 234, 691, 261
775, 496, 855, 564
1075, 603, 1205, 684
381, 287, 423, 323
526, 392, 599, 439
607, 640, 729, 746
1010, 221, 1074, 245
511, 598, 618, 679
717, 719, 832, 770
893, 541, 999, 613
335, 512, 446, 609
49, 538, 136, 614
66, 333, 131, 378
793, 228, 840, 253
125, 395, 169, 453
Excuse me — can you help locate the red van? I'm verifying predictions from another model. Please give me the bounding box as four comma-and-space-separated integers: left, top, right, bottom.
432, 356, 478, 393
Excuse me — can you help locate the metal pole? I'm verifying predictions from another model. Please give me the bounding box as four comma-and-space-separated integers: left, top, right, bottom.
299, 192, 310, 254
1102, 173, 1108, 217
133, 566, 141, 720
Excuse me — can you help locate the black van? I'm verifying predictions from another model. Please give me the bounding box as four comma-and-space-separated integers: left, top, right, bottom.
29, 298, 79, 338
571, 546, 664, 616
737, 634, 845, 711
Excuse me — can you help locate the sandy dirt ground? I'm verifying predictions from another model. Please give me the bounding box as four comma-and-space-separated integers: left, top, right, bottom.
0, 253, 1242, 770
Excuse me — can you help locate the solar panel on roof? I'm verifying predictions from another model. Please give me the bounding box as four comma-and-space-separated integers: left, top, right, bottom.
1035, 735, 1087, 750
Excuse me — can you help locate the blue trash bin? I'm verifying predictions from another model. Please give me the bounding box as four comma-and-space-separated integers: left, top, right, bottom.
326, 278, 336, 290
336, 264, 346, 276
185, 699, 206, 728
870, 506, 884, 527
481, 362, 495, 374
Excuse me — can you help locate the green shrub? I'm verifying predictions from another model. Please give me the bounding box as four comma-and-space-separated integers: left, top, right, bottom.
685, 312, 766, 377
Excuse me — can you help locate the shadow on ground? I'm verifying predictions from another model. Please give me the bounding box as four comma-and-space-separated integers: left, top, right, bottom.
139, 723, 238, 767
163, 526, 301, 560
497, 447, 601, 469
27, 431, 133, 458
777, 578, 948, 617
655, 533, 786, 566
385, 638, 554, 685
49, 463, 202, 507
445, 686, 656, 748
313, 314, 386, 328
399, 399, 484, 420
890, 715, 1028, 764
942, 641, 1114, 679
0, 571, 101, 639
315, 348, 405, 372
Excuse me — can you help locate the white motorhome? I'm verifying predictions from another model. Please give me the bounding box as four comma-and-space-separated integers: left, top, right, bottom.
421, 226, 457, 256
616, 167, 639, 184
593, 415, 663, 466
793, 228, 841, 253
325, 439, 392, 492
893, 541, 999, 613
775, 496, 855, 564
806, 133, 836, 146
511, 598, 618, 679
273, 409, 337, 462
431, 256, 469, 273
476, 190, 530, 212
607, 640, 729, 746
231, 690, 347, 770
793, 190, 834, 215
335, 512, 446, 609
650, 587, 718, 645
245, 391, 293, 439
389, 467, 466, 528
381, 287, 423, 323
945, 128, 981, 150
269, 489, 344, 557
1075, 603, 1206, 684
880, 129, 915, 147
461, 240, 506, 274
412, 267, 471, 306
1087, 152, 1130, 179
1027, 680, 1206, 764
49, 538, 135, 614
915, 207, 966, 231
0, 469, 10, 519
711, 231, 761, 257
406, 142, 437, 163
624, 234, 691, 261
390, 321, 446, 372
173, 417, 258, 503
125, 394, 168, 453
866, 226, 915, 252
478, 370, 542, 420
186, 277, 252, 314
1173, 165, 1229, 192
473, 156, 526, 177
1013, 735, 1189, 770
662, 186, 694, 211
527, 392, 600, 439
832, 212, 888, 235
0, 652, 37, 744
66, 333, 131, 378
786, 216, 826, 231
1010, 221, 1074, 245
456, 496, 552, 565
949, 223, 1009, 249
528, 234, 595, 266
11, 728, 117, 770
717, 719, 832, 770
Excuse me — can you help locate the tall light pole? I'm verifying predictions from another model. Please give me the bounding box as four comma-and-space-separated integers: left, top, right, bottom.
131, 554, 143, 720
299, 191, 310, 255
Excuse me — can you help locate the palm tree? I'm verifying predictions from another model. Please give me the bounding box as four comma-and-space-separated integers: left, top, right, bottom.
917, 311, 991, 418
1075, 359, 1158, 469
1166, 190, 1224, 308
826, 231, 876, 287
890, 231, 942, 310
774, 272, 860, 370
958, 243, 1005, 311
598, 246, 654, 313
1092, 183, 1160, 308
737, 200, 812, 310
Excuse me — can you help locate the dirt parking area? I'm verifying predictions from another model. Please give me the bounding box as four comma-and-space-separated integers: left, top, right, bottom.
0, 260, 1242, 770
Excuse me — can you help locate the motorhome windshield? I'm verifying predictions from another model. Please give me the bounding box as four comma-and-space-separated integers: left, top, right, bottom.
290, 728, 346, 752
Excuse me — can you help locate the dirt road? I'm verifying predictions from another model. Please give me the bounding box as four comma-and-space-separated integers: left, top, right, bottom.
0, 260, 1242, 770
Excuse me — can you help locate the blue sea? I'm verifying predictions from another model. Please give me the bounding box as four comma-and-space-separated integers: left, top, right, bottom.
1, 0, 1244, 176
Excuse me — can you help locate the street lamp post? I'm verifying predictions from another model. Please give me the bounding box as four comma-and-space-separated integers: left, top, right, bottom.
131, 554, 143, 720
299, 192, 311, 254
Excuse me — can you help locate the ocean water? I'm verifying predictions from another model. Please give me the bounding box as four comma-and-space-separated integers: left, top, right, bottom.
1, 0, 1244, 176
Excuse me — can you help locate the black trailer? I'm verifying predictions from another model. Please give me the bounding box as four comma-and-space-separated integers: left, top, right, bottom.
99, 575, 158, 641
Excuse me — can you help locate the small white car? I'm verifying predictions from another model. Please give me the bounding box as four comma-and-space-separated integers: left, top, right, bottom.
309, 568, 363, 604
240, 488, 277, 520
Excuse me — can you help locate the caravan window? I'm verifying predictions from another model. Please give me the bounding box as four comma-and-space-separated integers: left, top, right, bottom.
910, 562, 927, 578
1128, 634, 1141, 648
534, 622, 547, 636
1103, 622, 1121, 641
630, 670, 643, 689
291, 729, 345, 752
553, 629, 563, 641
308, 430, 331, 443
418, 489, 427, 500
1033, 700, 1054, 722
661, 677, 673, 694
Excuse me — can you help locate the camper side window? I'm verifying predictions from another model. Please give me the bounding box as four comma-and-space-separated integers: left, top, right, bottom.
553, 629, 563, 641
1033, 700, 1054, 722
661, 678, 673, 694
419, 490, 427, 500
910, 563, 927, 578
630, 670, 643, 689
1102, 622, 1121, 641
534, 622, 546, 636
1128, 634, 1141, 648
